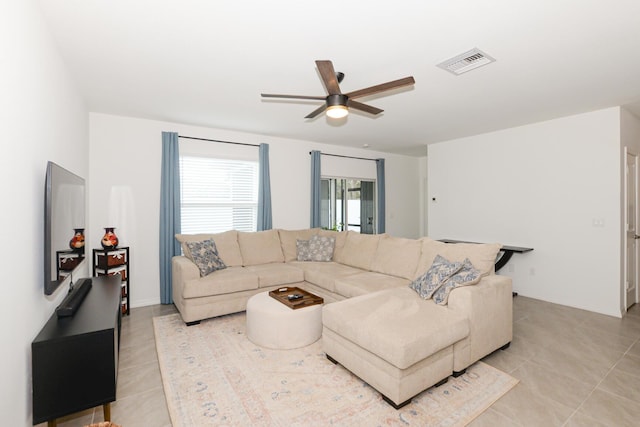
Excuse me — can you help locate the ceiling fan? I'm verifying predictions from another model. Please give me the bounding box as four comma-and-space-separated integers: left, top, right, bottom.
261, 60, 415, 119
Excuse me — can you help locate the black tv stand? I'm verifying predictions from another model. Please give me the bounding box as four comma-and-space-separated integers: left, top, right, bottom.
56, 277, 92, 317
32, 275, 121, 426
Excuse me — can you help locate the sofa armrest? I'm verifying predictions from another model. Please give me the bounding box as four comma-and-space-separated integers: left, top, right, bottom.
172, 256, 200, 302
447, 274, 513, 371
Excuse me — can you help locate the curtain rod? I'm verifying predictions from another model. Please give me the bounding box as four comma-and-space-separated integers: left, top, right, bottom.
179, 135, 259, 148
309, 151, 379, 162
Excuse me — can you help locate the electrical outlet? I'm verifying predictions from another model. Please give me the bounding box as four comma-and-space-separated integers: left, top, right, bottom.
529, 268, 535, 276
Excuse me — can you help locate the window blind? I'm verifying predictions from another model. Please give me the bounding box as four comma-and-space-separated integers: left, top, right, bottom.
179, 156, 258, 234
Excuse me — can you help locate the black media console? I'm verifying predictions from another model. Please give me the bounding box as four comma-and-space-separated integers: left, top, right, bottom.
32, 275, 122, 426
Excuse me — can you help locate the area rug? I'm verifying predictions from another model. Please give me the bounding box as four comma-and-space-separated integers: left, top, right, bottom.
153, 312, 518, 427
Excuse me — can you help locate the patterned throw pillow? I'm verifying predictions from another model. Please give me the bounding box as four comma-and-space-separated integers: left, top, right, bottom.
297, 235, 336, 261
185, 239, 227, 276
308, 234, 335, 261
409, 255, 462, 299
433, 258, 481, 305
296, 239, 312, 261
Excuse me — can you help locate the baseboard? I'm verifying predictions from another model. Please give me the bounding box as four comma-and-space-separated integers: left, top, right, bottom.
130, 297, 162, 309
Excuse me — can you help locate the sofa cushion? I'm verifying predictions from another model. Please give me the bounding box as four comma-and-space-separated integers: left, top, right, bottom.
432, 258, 481, 305
415, 238, 502, 278
334, 272, 410, 299
372, 235, 422, 280
409, 254, 462, 300
302, 262, 364, 293
238, 229, 285, 266
245, 263, 305, 287
323, 287, 469, 369
334, 232, 381, 271
184, 239, 227, 276
181, 266, 258, 299
278, 228, 318, 262
175, 230, 243, 267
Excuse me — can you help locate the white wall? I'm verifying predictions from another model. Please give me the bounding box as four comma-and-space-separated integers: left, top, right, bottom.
1, 1, 88, 425
427, 108, 622, 316
89, 113, 421, 307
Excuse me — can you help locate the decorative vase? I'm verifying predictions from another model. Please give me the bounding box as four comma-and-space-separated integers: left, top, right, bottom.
69, 228, 85, 253
101, 227, 119, 250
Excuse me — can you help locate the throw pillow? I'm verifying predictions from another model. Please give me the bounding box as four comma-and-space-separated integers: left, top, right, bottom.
296, 235, 336, 261
409, 254, 463, 300
433, 258, 481, 305
296, 239, 312, 261
185, 239, 227, 276
307, 234, 335, 262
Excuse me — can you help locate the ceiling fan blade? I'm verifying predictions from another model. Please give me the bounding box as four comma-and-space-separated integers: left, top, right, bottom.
347, 100, 383, 115
305, 104, 327, 119
345, 76, 415, 99
316, 60, 342, 95
261, 93, 326, 100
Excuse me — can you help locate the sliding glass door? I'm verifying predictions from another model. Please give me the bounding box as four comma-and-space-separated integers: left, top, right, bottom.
320, 178, 376, 234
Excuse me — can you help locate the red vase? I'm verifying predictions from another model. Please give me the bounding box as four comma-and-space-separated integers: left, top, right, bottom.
69, 228, 85, 253
101, 227, 119, 250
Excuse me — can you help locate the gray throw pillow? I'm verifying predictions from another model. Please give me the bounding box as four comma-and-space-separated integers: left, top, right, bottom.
308, 234, 335, 261
296, 239, 312, 261
433, 258, 481, 305
185, 239, 227, 276
296, 235, 335, 262
409, 254, 462, 299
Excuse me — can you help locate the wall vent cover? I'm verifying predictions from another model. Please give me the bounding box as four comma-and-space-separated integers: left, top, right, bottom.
437, 48, 496, 75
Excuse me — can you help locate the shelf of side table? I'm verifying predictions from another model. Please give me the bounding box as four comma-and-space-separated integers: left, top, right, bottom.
92, 247, 130, 315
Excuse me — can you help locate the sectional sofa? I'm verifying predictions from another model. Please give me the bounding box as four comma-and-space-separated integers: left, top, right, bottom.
172, 228, 512, 408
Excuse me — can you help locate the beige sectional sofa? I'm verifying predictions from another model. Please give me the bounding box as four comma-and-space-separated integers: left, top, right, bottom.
172, 228, 512, 408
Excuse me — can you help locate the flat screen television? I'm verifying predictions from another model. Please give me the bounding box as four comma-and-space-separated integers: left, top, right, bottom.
44, 161, 86, 295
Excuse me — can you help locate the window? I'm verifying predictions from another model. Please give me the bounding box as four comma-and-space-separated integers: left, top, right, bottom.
179, 156, 258, 233
320, 178, 376, 234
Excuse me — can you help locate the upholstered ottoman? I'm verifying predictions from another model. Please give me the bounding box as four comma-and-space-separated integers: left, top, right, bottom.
246, 291, 322, 349
322, 287, 470, 408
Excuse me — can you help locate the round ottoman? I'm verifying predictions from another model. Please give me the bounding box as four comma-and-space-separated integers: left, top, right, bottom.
246, 291, 322, 349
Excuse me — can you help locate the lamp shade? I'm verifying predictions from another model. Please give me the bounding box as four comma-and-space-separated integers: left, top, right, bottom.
326, 105, 348, 119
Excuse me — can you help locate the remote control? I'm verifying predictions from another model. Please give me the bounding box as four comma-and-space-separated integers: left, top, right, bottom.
287, 294, 303, 300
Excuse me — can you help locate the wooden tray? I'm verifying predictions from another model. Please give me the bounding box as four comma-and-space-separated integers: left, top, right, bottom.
268, 286, 324, 309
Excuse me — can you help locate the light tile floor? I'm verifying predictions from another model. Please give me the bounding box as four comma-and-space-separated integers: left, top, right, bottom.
43, 297, 640, 427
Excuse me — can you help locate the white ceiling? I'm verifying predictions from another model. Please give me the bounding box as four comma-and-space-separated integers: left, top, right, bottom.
38, 0, 640, 156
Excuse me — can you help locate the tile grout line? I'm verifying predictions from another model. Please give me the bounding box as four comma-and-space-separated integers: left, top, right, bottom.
561, 333, 640, 426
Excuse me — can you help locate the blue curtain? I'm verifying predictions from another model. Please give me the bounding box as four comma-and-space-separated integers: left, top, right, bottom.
376, 158, 386, 234
159, 132, 182, 304
310, 150, 321, 228
257, 143, 272, 230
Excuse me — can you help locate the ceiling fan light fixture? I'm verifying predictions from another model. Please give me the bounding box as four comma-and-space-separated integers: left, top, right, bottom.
326, 105, 348, 119
326, 94, 349, 119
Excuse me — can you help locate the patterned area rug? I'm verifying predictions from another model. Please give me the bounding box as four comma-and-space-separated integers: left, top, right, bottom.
154, 312, 517, 427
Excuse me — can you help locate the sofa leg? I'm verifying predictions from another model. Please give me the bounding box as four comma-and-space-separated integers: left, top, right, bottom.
434, 377, 448, 388
326, 354, 338, 365
185, 320, 201, 326
501, 342, 511, 350
452, 368, 466, 377
382, 394, 412, 410
381, 376, 448, 410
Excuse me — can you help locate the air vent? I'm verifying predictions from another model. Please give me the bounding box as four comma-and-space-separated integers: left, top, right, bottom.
437, 48, 496, 75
